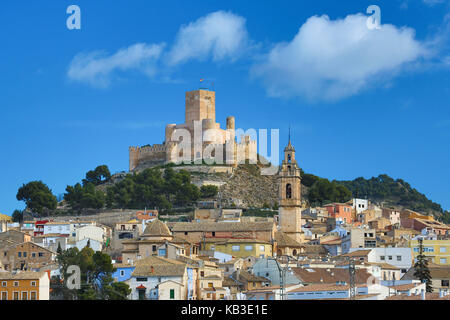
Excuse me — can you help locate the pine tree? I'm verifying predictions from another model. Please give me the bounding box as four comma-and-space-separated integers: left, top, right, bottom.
413, 238, 433, 292
57, 242, 62, 255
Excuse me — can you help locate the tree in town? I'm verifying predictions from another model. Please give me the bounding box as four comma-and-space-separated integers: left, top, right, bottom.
53, 247, 131, 300
11, 209, 23, 223
413, 238, 433, 292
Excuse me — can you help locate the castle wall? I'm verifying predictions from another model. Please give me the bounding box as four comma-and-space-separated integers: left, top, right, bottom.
129, 144, 167, 171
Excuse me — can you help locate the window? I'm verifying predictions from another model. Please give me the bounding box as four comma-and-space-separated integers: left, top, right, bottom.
13, 281, 19, 287
30, 281, 36, 287
212, 232, 216, 237
21, 292, 28, 300
415, 247, 435, 253
210, 245, 215, 251
440, 258, 447, 264
18, 252, 22, 257
208, 282, 213, 288
260, 245, 265, 252
440, 247, 447, 253
380, 256, 385, 261
397, 256, 402, 261
30, 291, 37, 300
442, 280, 449, 287
38, 253, 43, 257
152, 245, 157, 252
170, 289, 175, 299
23, 252, 27, 258
136, 277, 147, 282
232, 245, 240, 252
1, 282, 6, 287
245, 245, 253, 251
388, 256, 392, 260
120, 270, 125, 277
1, 292, 7, 300
32, 252, 36, 258
13, 292, 19, 300
184, 232, 188, 235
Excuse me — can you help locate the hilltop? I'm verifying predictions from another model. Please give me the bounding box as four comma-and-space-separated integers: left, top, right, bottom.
13, 163, 449, 224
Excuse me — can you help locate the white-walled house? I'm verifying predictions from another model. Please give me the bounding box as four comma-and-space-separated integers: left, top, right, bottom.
349, 247, 412, 275
74, 225, 104, 243
74, 238, 102, 252
128, 256, 190, 300
353, 199, 369, 214
43, 222, 71, 235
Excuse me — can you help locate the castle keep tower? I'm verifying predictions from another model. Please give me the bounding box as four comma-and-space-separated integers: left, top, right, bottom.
185, 90, 216, 124
278, 139, 303, 243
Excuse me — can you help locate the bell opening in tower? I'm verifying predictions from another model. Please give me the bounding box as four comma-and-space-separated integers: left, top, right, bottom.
286, 183, 292, 199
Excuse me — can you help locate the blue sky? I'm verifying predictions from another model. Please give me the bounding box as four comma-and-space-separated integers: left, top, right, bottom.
0, 0, 449, 215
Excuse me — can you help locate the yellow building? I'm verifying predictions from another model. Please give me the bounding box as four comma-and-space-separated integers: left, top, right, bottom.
0, 213, 12, 222
0, 271, 50, 300
409, 239, 450, 266
204, 239, 272, 259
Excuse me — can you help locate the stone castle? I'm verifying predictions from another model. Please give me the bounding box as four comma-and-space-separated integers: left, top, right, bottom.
129, 89, 257, 171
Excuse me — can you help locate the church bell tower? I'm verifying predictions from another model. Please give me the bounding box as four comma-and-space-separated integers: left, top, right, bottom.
278, 137, 303, 243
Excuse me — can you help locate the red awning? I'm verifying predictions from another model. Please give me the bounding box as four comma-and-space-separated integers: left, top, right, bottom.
136, 284, 146, 289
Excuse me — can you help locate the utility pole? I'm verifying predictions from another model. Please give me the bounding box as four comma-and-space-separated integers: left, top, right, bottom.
349, 258, 356, 300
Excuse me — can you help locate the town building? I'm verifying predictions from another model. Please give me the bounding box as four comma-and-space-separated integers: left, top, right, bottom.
0, 271, 50, 300
121, 219, 195, 263
324, 203, 353, 224
353, 198, 369, 214
1, 241, 56, 271
402, 265, 450, 292
409, 237, 450, 266
167, 220, 276, 245
128, 256, 193, 300
203, 239, 272, 259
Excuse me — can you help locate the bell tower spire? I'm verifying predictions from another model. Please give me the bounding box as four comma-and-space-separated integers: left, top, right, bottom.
278, 137, 303, 243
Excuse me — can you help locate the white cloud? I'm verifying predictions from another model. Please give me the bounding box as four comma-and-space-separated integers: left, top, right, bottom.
67, 43, 165, 87
251, 14, 427, 101
167, 11, 249, 66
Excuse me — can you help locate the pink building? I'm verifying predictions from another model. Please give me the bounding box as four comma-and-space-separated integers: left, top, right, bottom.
324, 203, 353, 224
